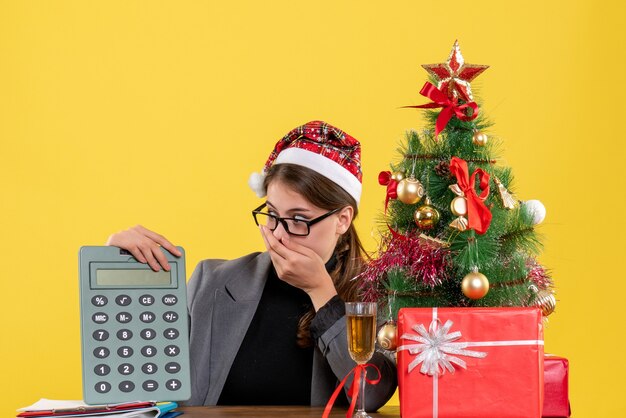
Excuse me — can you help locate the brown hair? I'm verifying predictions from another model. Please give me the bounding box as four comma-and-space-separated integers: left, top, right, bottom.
263, 163, 367, 348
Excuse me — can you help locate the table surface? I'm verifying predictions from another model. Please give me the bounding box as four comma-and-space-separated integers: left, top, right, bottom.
177, 405, 400, 417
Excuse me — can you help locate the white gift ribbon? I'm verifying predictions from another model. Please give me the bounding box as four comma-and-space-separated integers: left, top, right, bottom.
397, 307, 544, 418
397, 317, 487, 376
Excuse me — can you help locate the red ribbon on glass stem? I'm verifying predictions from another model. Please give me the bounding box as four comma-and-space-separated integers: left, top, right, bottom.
404, 82, 479, 138
449, 156, 492, 235
378, 171, 398, 213
322, 363, 381, 418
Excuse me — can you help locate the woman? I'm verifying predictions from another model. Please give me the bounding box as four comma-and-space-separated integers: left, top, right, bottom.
107, 121, 397, 409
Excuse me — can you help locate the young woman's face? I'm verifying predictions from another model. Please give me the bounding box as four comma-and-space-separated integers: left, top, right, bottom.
265, 180, 352, 262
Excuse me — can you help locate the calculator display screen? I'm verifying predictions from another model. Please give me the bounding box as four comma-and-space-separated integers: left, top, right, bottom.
95, 269, 172, 286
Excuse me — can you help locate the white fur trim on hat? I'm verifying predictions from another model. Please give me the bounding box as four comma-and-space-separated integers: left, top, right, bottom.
274, 147, 362, 205
248, 171, 267, 198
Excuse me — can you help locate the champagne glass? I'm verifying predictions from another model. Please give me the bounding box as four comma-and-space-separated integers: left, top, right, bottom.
346, 302, 377, 418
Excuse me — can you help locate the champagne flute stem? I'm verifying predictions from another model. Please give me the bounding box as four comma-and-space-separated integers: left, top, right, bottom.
357, 365, 366, 414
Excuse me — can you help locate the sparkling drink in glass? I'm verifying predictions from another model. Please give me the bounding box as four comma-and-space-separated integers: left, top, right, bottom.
345, 302, 377, 418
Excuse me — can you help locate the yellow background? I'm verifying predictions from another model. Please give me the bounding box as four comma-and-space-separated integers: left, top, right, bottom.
1, 1, 624, 416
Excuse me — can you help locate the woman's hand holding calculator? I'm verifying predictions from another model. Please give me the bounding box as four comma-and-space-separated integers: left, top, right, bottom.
106, 225, 182, 272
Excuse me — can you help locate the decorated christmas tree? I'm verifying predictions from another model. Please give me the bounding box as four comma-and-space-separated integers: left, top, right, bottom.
359, 41, 556, 350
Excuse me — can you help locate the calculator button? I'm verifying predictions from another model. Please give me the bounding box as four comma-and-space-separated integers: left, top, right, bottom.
117, 329, 133, 341
92, 329, 109, 341
140, 312, 156, 323
163, 311, 179, 323
143, 380, 159, 392
166, 379, 182, 391
118, 363, 134, 375
93, 347, 110, 359
94, 364, 111, 376
115, 295, 132, 306
165, 362, 181, 374
164, 328, 179, 340
92, 313, 108, 324
140, 328, 156, 340
142, 363, 158, 374
91, 295, 108, 307
117, 346, 134, 358
141, 345, 157, 357
162, 294, 178, 306
119, 381, 135, 393
116, 312, 132, 323
95, 381, 111, 393
164, 345, 180, 357
139, 295, 155, 306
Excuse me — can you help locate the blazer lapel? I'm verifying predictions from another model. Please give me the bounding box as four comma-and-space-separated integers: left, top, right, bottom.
203, 253, 271, 404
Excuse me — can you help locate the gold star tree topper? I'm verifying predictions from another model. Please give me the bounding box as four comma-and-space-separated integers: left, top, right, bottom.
422, 40, 489, 102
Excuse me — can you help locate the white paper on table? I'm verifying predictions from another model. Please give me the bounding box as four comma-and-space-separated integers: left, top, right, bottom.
18, 399, 90, 412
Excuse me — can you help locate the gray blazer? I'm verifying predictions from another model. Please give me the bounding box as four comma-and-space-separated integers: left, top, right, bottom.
185, 252, 397, 409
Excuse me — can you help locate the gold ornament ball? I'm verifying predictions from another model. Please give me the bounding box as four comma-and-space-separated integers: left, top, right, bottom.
472, 131, 488, 146
534, 289, 557, 316
377, 321, 398, 351
391, 171, 405, 182
461, 271, 490, 300
450, 196, 468, 216
414, 204, 440, 230
396, 178, 424, 205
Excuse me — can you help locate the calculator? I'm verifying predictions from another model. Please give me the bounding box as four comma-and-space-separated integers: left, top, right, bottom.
79, 246, 191, 404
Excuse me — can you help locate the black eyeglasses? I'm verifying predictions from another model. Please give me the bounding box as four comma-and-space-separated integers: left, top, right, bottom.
252, 203, 341, 237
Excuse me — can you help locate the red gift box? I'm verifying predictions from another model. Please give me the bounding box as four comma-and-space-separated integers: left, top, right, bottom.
543, 355, 571, 417
397, 307, 544, 418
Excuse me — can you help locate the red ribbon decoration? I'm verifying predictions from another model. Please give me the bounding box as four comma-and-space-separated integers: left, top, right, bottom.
322, 363, 381, 418
379, 171, 409, 238
404, 82, 479, 138
449, 156, 492, 235
378, 171, 398, 214
388, 224, 408, 242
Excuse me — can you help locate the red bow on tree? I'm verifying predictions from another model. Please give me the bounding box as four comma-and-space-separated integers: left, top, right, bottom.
378, 171, 398, 213
449, 157, 492, 235
404, 82, 479, 139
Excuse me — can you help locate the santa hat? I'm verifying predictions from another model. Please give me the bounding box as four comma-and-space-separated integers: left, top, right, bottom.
248, 121, 362, 205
